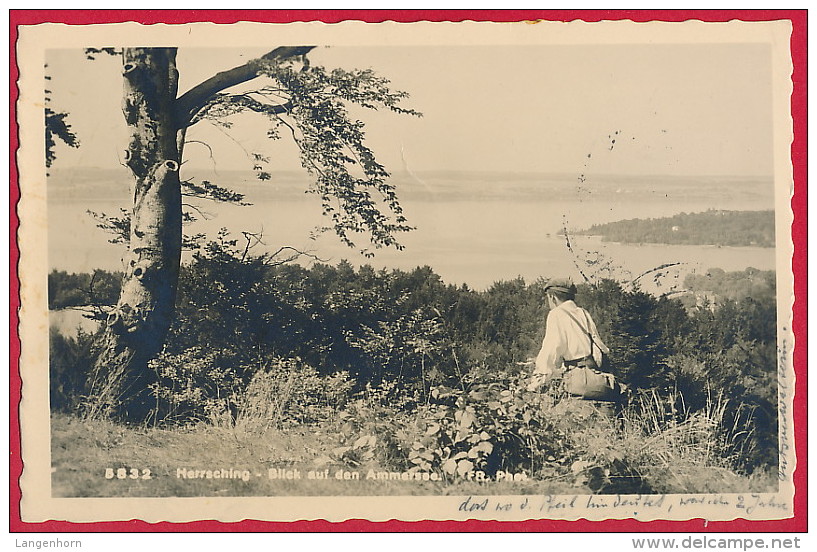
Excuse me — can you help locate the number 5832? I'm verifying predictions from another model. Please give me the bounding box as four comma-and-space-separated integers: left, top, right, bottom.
105, 467, 151, 480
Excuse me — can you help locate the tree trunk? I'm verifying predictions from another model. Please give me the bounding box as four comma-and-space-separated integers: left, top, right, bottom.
84, 46, 315, 420
88, 48, 183, 419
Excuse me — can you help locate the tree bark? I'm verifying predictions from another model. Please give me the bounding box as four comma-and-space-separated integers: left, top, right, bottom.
88, 48, 183, 419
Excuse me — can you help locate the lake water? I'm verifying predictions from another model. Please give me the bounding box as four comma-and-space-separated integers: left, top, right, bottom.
46, 169, 777, 292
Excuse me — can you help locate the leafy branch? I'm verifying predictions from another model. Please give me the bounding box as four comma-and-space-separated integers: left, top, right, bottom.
188, 51, 421, 256
181, 179, 249, 205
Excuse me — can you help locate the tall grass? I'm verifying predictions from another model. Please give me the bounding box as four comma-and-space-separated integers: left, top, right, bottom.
50, 373, 777, 497
614, 389, 768, 493
230, 360, 354, 433
213, 372, 776, 494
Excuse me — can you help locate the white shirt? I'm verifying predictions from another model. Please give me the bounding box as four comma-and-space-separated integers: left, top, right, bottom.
533, 300, 609, 379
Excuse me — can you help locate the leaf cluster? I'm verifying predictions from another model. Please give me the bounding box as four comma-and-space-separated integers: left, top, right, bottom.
401, 382, 568, 478
45, 107, 79, 168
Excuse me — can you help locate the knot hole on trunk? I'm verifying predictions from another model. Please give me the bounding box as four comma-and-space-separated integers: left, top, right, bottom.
164, 160, 179, 171
106, 311, 123, 333
133, 264, 148, 281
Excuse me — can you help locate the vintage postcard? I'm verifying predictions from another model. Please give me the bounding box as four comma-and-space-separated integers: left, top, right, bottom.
12, 14, 804, 528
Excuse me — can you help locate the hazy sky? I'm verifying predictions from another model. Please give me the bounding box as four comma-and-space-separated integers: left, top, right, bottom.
46, 42, 774, 177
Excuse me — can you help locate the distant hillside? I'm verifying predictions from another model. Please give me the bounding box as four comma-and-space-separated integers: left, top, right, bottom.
684, 267, 775, 303
577, 209, 775, 247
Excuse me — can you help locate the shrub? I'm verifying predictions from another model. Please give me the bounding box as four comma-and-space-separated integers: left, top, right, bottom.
234, 358, 354, 432
334, 377, 574, 481
326, 381, 420, 469
147, 347, 242, 425
333, 371, 775, 494
416, 382, 573, 479
148, 348, 354, 429
59, 249, 776, 485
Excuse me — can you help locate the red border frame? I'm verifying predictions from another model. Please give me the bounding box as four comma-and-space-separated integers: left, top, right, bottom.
9, 9, 807, 533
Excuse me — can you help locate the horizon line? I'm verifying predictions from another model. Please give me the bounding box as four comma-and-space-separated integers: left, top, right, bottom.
52, 166, 776, 181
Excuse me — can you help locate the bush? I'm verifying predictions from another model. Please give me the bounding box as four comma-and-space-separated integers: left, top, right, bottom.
234, 358, 354, 432
328, 381, 419, 469
411, 382, 572, 479
331, 373, 776, 494
49, 328, 96, 412
147, 347, 242, 424
147, 348, 354, 429
333, 377, 573, 482
664, 351, 777, 473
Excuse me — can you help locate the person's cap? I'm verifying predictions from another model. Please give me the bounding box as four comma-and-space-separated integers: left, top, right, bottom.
544, 278, 577, 295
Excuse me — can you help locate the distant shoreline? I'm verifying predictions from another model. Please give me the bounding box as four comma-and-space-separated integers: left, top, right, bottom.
47, 170, 776, 288
574, 209, 775, 248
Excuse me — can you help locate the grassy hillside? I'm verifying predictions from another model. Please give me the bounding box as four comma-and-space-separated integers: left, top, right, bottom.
49, 249, 780, 498
50, 413, 580, 497
51, 383, 778, 498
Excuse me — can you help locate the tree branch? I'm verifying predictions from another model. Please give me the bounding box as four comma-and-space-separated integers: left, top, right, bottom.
175, 46, 315, 128
267, 245, 329, 267
181, 202, 213, 220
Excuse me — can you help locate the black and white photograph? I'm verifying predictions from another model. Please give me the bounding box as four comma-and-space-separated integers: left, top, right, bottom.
14, 17, 799, 524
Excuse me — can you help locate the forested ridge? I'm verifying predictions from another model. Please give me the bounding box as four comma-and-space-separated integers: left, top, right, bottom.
577, 209, 774, 247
